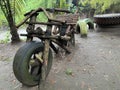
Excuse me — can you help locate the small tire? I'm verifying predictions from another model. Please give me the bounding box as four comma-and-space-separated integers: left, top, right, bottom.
13, 41, 53, 87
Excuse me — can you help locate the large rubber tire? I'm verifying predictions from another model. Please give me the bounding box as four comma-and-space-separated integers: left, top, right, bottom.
13, 41, 53, 87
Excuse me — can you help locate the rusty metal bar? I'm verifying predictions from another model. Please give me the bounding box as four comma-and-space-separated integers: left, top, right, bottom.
52, 40, 71, 54
16, 8, 42, 28
26, 22, 62, 26
45, 8, 71, 13
41, 8, 65, 23
20, 34, 59, 39
41, 8, 50, 19
24, 8, 71, 16
16, 7, 68, 28
66, 23, 76, 25
20, 34, 71, 41
49, 18, 66, 23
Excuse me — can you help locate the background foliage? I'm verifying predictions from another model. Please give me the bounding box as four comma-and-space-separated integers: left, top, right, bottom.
0, 0, 120, 27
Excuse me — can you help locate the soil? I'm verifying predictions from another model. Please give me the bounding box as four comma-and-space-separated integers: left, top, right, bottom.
0, 27, 120, 90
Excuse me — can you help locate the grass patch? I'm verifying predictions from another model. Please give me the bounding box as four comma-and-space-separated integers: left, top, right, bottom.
0, 31, 10, 44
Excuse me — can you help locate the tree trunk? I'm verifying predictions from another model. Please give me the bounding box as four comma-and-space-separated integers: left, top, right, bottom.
0, 0, 20, 43
9, 23, 20, 43
7, 14, 20, 43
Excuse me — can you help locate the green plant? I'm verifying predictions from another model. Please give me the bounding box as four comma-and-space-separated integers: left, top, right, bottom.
0, 31, 10, 44
65, 68, 73, 75
83, 0, 120, 13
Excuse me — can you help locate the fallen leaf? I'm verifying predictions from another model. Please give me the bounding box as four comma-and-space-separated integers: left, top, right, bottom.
65, 69, 73, 75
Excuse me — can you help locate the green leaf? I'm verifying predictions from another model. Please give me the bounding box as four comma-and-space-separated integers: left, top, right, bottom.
65, 68, 73, 75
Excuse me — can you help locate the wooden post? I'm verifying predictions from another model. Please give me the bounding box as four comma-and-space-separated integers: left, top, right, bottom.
38, 22, 53, 89
39, 40, 50, 89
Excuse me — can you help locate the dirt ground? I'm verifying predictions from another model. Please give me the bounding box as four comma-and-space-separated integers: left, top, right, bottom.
0, 27, 120, 90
